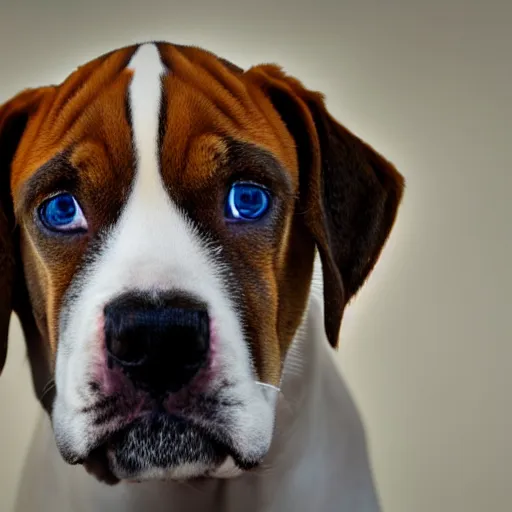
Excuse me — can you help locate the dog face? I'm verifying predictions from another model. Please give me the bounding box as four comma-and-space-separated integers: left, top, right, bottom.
0, 42, 404, 483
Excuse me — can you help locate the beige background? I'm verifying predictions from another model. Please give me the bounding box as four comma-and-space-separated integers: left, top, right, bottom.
0, 0, 510, 510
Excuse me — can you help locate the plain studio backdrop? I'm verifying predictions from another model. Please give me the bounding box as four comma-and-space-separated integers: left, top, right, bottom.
0, 1, 510, 511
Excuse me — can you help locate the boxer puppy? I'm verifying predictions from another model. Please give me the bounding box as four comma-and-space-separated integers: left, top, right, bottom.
0, 42, 403, 510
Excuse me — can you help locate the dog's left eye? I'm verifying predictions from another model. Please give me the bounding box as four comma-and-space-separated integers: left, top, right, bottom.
38, 193, 87, 233
225, 182, 271, 221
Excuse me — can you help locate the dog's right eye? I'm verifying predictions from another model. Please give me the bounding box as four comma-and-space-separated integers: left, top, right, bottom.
38, 193, 88, 233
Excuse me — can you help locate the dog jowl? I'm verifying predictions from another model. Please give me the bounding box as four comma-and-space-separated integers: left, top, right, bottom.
0, 42, 404, 483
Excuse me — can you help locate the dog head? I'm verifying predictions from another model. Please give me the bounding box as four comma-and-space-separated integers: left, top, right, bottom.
0, 42, 404, 483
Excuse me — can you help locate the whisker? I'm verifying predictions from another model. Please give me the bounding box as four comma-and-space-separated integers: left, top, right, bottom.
39, 379, 56, 402
255, 381, 281, 393
174, 478, 210, 495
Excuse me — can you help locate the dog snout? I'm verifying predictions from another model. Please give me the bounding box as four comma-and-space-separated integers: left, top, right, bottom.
103, 292, 210, 395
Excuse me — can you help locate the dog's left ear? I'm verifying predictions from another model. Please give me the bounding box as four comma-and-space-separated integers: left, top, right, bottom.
247, 65, 405, 348
0, 87, 53, 379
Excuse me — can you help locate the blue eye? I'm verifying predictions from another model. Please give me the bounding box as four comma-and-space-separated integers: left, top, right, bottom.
39, 193, 87, 233
225, 183, 271, 221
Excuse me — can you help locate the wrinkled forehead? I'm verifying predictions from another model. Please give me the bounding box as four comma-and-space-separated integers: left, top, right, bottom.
10, 43, 299, 200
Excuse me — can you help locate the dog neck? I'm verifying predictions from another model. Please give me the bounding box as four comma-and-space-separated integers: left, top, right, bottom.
14, 286, 381, 512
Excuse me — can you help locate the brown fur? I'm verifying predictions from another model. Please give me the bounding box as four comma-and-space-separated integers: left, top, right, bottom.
0, 42, 404, 399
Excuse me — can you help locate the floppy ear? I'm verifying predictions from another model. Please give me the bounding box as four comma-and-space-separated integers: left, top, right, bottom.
0, 87, 53, 389
247, 65, 405, 347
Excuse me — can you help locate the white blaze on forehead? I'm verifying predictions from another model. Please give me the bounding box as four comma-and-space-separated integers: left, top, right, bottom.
127, 43, 166, 203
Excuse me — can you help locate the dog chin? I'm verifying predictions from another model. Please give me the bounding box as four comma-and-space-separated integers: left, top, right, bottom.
85, 414, 252, 484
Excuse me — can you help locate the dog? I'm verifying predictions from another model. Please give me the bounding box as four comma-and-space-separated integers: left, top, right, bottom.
0, 42, 404, 511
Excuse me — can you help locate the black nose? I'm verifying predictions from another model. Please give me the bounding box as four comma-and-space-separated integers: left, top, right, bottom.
104, 292, 210, 395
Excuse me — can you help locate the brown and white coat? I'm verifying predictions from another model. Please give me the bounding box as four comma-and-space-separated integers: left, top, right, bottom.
0, 42, 404, 511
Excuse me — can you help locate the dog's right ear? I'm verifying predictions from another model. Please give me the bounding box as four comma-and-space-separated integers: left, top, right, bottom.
0, 87, 52, 376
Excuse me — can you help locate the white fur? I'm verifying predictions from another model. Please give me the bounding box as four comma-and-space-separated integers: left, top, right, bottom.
52, 43, 275, 476
17, 289, 382, 511
127, 463, 212, 482
210, 456, 242, 479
